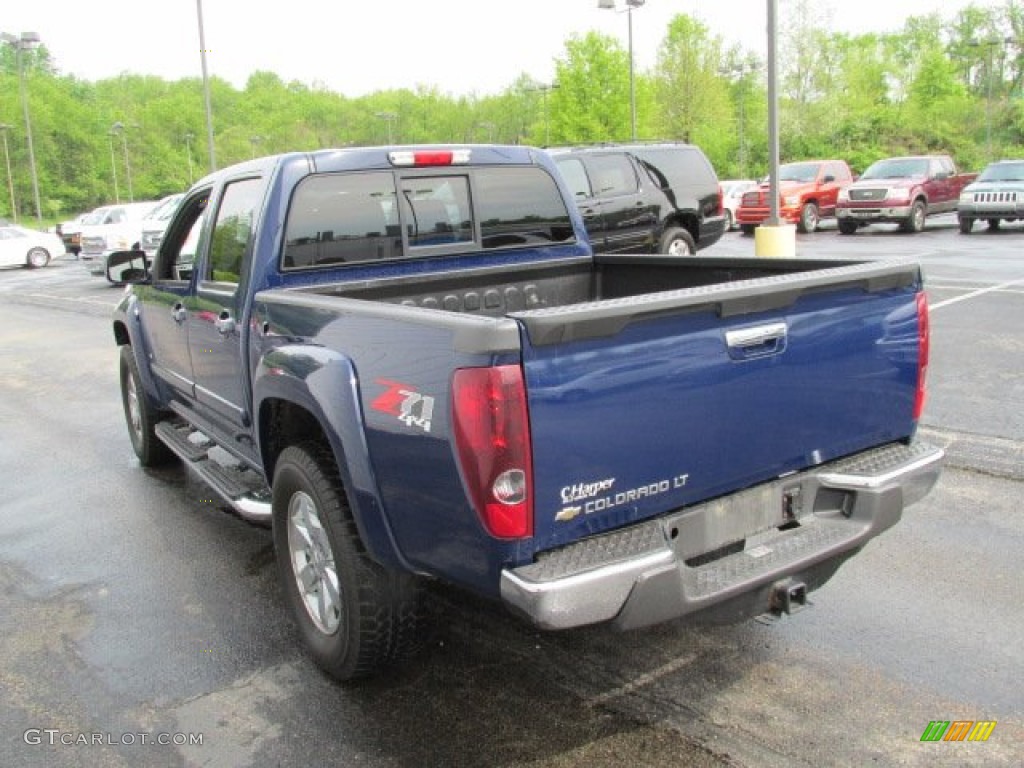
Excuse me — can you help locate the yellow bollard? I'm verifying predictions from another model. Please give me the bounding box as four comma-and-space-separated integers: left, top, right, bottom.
753, 224, 797, 258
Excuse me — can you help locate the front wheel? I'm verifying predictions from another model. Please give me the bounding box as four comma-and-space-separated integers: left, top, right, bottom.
119, 345, 174, 467
273, 442, 424, 682
797, 202, 819, 234
987, 218, 1001, 231
724, 209, 734, 231
838, 220, 859, 235
659, 227, 696, 256
26, 247, 50, 269
902, 200, 926, 233
959, 216, 973, 234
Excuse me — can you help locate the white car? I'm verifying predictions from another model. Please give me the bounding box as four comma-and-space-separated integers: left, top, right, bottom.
720, 179, 759, 231
0, 224, 64, 269
79, 201, 159, 276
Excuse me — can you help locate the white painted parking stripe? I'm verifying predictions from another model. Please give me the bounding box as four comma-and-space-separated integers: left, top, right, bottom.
929, 277, 1024, 311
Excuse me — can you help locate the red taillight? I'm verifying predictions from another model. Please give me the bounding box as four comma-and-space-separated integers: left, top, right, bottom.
914, 292, 930, 420
451, 365, 533, 539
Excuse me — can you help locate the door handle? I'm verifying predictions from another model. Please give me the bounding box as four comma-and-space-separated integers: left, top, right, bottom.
215, 311, 236, 335
726, 322, 788, 359
171, 304, 187, 324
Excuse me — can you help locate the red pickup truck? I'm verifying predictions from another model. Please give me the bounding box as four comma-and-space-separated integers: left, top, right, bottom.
836, 155, 976, 234
737, 160, 854, 234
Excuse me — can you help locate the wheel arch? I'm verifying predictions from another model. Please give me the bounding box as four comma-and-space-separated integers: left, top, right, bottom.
254, 352, 409, 572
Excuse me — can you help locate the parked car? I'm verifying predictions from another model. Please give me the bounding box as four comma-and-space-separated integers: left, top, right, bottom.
57, 213, 89, 257
737, 160, 854, 234
139, 193, 185, 264
548, 142, 726, 255
720, 179, 758, 231
79, 201, 160, 276
0, 224, 64, 268
957, 159, 1024, 233
836, 155, 976, 234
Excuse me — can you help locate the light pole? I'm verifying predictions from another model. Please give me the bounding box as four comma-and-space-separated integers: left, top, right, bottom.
0, 124, 17, 223
376, 112, 397, 143
196, 0, 216, 171
2, 31, 43, 225
249, 135, 263, 159
967, 37, 1013, 161
479, 121, 496, 142
598, 0, 645, 141
184, 131, 195, 185
728, 59, 760, 178
524, 81, 559, 146
111, 121, 134, 203
108, 128, 120, 203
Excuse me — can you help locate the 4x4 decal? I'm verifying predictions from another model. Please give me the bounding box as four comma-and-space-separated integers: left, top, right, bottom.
371, 379, 435, 433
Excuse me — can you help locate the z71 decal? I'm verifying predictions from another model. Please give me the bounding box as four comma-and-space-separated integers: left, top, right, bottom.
371, 379, 435, 433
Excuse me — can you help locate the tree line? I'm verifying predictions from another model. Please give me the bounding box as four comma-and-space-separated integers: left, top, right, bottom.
1, 0, 1022, 224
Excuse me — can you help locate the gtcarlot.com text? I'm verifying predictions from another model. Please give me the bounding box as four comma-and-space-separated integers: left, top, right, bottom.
24, 729, 204, 747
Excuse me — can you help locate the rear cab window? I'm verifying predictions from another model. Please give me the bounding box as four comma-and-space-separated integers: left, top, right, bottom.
282, 165, 575, 270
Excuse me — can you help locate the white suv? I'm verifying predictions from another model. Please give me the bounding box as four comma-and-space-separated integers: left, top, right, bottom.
80, 201, 158, 276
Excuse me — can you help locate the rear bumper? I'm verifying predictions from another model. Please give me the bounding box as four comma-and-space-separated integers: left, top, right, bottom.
501, 440, 943, 630
736, 206, 801, 226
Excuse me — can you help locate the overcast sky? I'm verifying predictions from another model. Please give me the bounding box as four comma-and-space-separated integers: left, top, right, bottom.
2, 1, 994, 97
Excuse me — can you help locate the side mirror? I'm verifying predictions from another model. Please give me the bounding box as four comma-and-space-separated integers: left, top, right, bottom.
107, 249, 149, 285
822, 174, 836, 184
934, 171, 951, 181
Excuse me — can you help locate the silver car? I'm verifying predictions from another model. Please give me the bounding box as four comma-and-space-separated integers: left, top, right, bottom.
958, 160, 1024, 233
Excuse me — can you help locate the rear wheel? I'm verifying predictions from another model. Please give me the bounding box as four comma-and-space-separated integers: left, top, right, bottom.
26, 247, 50, 269
659, 227, 696, 256
740, 224, 756, 237
119, 345, 174, 467
797, 202, 819, 234
273, 442, 424, 682
838, 220, 859, 235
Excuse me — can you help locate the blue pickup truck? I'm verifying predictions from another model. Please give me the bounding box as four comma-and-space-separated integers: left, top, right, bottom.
109, 145, 943, 681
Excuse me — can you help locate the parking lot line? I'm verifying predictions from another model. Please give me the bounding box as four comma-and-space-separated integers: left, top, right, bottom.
929, 276, 1024, 311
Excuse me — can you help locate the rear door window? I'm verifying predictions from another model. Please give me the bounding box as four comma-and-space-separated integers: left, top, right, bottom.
587, 154, 637, 198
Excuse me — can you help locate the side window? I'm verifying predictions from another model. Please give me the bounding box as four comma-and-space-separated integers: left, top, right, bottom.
283, 172, 402, 268
475, 167, 575, 248
588, 154, 637, 198
153, 192, 210, 283
206, 178, 263, 286
555, 157, 593, 200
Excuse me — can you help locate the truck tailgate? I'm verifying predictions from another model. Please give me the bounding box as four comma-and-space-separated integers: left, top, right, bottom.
515, 262, 923, 551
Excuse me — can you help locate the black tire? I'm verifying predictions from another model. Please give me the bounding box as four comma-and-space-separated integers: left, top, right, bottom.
740, 224, 756, 237
901, 200, 926, 233
26, 247, 50, 269
119, 345, 174, 467
959, 216, 973, 234
987, 218, 1001, 231
797, 202, 819, 234
658, 226, 696, 256
272, 442, 424, 682
838, 220, 859, 235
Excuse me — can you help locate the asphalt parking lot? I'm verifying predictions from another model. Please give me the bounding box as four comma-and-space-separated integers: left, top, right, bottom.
0, 216, 1021, 767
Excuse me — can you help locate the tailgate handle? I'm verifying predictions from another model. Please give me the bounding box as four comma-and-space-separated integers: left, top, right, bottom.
726, 322, 788, 358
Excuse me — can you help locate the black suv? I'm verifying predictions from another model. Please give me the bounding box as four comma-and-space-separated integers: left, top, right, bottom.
548, 143, 725, 255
